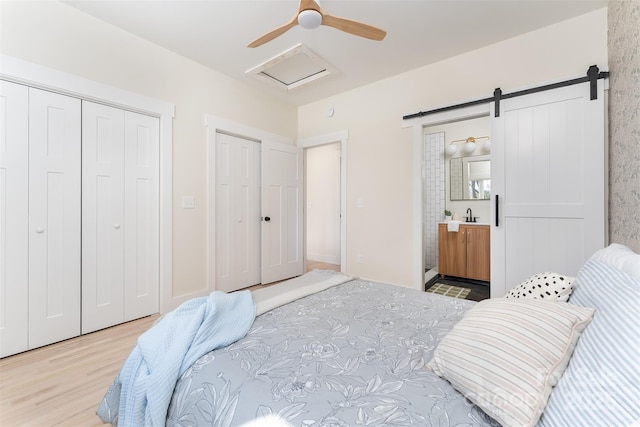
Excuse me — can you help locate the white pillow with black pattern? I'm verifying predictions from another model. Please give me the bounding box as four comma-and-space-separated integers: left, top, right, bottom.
504, 272, 575, 302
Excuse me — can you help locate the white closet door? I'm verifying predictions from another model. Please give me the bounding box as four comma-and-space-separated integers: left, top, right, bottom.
28, 88, 81, 348
82, 101, 125, 333
491, 81, 605, 297
215, 133, 260, 292
123, 111, 159, 321
261, 141, 303, 284
216, 135, 234, 290
0, 81, 29, 357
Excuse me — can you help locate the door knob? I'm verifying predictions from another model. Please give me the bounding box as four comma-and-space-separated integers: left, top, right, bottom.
114, 224, 121, 229
35, 227, 44, 233
264, 216, 271, 222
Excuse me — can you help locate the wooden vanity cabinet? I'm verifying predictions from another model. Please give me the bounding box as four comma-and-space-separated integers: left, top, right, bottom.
438, 224, 490, 281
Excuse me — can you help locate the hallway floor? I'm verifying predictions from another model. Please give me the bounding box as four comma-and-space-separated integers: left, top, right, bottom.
248, 260, 340, 291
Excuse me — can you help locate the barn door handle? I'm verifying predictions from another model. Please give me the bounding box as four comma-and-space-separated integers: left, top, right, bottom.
495, 195, 499, 227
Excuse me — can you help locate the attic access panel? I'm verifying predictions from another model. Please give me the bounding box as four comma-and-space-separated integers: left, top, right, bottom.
246, 43, 337, 92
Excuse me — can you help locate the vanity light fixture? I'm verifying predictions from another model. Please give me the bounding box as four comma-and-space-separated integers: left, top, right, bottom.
482, 138, 491, 153
449, 136, 491, 155
463, 139, 476, 154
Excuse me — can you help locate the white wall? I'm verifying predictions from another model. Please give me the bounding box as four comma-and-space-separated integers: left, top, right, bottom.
306, 143, 341, 265
298, 9, 608, 287
0, 2, 610, 295
0, 1, 297, 302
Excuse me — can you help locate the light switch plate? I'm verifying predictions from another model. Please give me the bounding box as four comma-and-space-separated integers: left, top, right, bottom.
182, 196, 195, 209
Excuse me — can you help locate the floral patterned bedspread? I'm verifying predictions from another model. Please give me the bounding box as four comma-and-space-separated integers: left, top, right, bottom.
165, 277, 499, 427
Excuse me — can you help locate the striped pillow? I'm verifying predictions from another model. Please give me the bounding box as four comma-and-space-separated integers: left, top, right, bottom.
427, 298, 594, 427
537, 260, 640, 427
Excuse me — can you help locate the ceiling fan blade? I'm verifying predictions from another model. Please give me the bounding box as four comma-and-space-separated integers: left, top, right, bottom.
299, 0, 321, 13
248, 17, 298, 48
321, 13, 386, 41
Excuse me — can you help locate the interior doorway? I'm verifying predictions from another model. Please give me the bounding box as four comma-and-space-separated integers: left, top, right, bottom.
298, 130, 348, 274
404, 103, 491, 291
305, 143, 341, 270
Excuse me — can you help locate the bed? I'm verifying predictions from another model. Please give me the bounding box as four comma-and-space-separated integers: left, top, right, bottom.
98, 244, 640, 427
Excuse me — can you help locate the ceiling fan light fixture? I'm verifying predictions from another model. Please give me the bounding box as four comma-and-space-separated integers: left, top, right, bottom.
298, 9, 322, 29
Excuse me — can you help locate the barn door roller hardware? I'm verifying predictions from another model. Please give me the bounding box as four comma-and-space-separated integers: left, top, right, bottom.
403, 65, 609, 120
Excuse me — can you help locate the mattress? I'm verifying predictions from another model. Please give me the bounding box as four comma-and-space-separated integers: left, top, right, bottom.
162, 276, 499, 426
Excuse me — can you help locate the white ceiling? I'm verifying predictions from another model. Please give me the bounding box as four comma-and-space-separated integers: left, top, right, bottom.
62, 0, 607, 106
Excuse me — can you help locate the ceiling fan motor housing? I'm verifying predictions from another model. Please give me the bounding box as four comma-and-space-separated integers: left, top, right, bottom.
298, 9, 323, 29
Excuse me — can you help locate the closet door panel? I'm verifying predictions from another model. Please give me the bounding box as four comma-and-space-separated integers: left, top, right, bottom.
0, 81, 29, 357
82, 102, 125, 334
235, 141, 260, 289
215, 133, 260, 292
28, 88, 81, 348
215, 136, 235, 291
123, 111, 159, 321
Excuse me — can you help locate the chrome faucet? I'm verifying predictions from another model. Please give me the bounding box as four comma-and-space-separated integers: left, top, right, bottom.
466, 208, 475, 223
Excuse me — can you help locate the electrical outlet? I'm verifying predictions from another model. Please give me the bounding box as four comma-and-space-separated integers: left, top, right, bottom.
182, 196, 195, 209
357, 254, 364, 264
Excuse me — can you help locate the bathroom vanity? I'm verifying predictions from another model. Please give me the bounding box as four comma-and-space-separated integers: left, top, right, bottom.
438, 223, 490, 281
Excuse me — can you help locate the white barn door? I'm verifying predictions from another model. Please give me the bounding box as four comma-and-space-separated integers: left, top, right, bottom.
491, 81, 606, 298
261, 141, 304, 284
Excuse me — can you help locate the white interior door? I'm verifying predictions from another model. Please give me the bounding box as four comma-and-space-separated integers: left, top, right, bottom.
215, 133, 260, 292
28, 88, 81, 348
0, 81, 29, 357
261, 141, 303, 284
123, 111, 159, 321
82, 101, 126, 333
491, 81, 606, 297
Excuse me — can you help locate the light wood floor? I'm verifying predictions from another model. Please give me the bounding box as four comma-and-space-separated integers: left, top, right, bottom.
0, 315, 160, 426
0, 261, 339, 426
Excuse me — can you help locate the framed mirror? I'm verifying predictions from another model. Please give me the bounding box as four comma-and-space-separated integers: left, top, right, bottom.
450, 155, 490, 200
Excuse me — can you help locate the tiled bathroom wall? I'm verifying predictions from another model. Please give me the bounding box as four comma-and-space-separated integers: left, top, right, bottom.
423, 132, 446, 269
449, 158, 463, 201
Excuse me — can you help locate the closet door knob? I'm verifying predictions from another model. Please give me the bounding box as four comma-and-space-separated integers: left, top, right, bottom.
114, 224, 121, 229
35, 227, 45, 234
264, 216, 271, 222
237, 219, 242, 223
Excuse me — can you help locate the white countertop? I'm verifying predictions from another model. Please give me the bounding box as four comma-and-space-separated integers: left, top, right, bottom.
439, 221, 490, 226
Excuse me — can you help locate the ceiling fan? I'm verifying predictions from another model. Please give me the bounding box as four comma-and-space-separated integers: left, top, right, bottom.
248, 0, 387, 48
